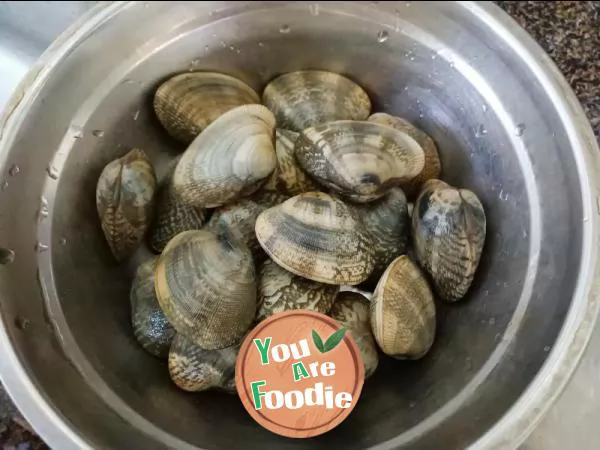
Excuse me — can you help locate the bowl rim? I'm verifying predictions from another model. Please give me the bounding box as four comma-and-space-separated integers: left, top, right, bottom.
0, 2, 599, 449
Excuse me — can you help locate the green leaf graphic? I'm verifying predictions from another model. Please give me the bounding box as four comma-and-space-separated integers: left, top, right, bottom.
323, 327, 347, 353
312, 329, 325, 353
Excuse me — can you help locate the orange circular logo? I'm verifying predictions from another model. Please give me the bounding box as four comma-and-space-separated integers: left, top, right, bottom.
236, 310, 365, 438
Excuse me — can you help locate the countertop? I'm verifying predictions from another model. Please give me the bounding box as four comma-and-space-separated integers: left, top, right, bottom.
0, 1, 599, 449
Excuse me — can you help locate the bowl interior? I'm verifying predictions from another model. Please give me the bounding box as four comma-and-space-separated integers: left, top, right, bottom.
1, 2, 586, 449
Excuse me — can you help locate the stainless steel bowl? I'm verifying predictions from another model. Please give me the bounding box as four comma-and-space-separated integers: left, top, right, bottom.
1, 2, 600, 449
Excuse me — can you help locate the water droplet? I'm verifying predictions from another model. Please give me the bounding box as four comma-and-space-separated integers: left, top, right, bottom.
14, 317, 30, 331
449, 61, 455, 68
71, 125, 83, 139
46, 164, 59, 180
258, 42, 265, 47
0, 248, 15, 265
409, 56, 415, 61
498, 189, 509, 201
60, 237, 67, 245
488, 318, 496, 325
544, 346, 551, 352
482, 104, 488, 112
8, 165, 20, 177
475, 124, 487, 137
377, 30, 389, 43
92, 130, 104, 138
514, 123, 526, 136
405, 1, 411, 6
35, 242, 49, 252
431, 54, 437, 60
409, 401, 416, 408
133, 110, 140, 121
220, 40, 227, 48
419, 113, 424, 118
236, 49, 241, 54
229, 45, 235, 51
583, 215, 589, 223
403, 86, 408, 92
308, 3, 320, 16
1, 180, 8, 191
208, 10, 214, 16
279, 24, 291, 34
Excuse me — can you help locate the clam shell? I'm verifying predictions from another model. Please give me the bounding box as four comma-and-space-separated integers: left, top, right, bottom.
351, 188, 409, 288
255, 192, 374, 285
369, 113, 441, 198
96, 148, 157, 262
173, 104, 277, 208
262, 70, 371, 131
295, 121, 425, 203
412, 179, 486, 302
257, 258, 339, 322
130, 256, 175, 358
154, 72, 260, 144
329, 292, 379, 378
261, 129, 319, 195
154, 229, 256, 349
371, 256, 436, 359
168, 334, 238, 393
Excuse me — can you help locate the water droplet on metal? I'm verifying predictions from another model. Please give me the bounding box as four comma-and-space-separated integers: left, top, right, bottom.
1, 180, 8, 191
544, 346, 550, 352
0, 248, 15, 265
8, 165, 20, 177
236, 49, 241, 54
220, 40, 227, 48
60, 237, 67, 245
377, 30, 389, 43
229, 45, 235, 51
514, 123, 526, 136
258, 42, 265, 47
308, 3, 320, 16
419, 113, 424, 118
133, 110, 140, 121
431, 54, 437, 60
38, 196, 49, 220
92, 130, 104, 138
409, 56, 415, 61
46, 164, 59, 180
583, 215, 589, 223
482, 104, 488, 112
71, 125, 83, 139
35, 242, 49, 252
279, 24, 291, 34
409, 402, 416, 408
14, 317, 30, 331
449, 61, 455, 68
475, 124, 487, 137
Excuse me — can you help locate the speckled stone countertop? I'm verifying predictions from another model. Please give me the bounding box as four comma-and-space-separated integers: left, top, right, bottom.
1, 2, 599, 449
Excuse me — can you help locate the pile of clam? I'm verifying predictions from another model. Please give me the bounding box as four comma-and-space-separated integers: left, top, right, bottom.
96, 70, 486, 393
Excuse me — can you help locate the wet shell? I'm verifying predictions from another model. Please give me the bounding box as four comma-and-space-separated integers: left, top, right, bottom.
351, 188, 409, 288
169, 334, 238, 393
412, 179, 486, 302
96, 148, 157, 262
262, 70, 371, 131
369, 113, 441, 198
257, 258, 339, 322
154, 230, 256, 349
251, 190, 291, 209
154, 72, 260, 144
130, 256, 175, 358
371, 256, 436, 359
329, 292, 379, 378
295, 121, 425, 203
205, 198, 266, 260
261, 129, 319, 195
255, 192, 374, 285
173, 104, 277, 208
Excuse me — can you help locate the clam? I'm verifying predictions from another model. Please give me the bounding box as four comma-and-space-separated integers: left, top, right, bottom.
295, 121, 425, 203
261, 129, 319, 195
255, 192, 374, 285
369, 113, 441, 198
96, 148, 157, 262
412, 179, 486, 302
329, 292, 379, 378
205, 198, 266, 260
173, 104, 277, 208
154, 229, 256, 349
154, 72, 260, 144
371, 256, 436, 359
351, 188, 409, 287
257, 258, 339, 322
169, 334, 238, 393
130, 256, 175, 358
262, 70, 371, 131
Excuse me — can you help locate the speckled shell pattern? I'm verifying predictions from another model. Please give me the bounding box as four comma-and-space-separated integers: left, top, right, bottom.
173, 104, 277, 208
295, 120, 425, 203
154, 72, 260, 144
329, 291, 379, 378
371, 256, 436, 359
96, 148, 157, 262
262, 70, 372, 131
251, 190, 291, 209
412, 179, 486, 302
257, 258, 339, 322
369, 113, 441, 199
130, 256, 175, 358
261, 129, 319, 195
255, 192, 374, 285
154, 230, 256, 350
168, 334, 238, 393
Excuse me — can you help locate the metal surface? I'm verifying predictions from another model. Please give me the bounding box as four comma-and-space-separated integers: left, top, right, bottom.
0, 1, 599, 449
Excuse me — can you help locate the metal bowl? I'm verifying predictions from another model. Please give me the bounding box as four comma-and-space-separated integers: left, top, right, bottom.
1, 2, 599, 449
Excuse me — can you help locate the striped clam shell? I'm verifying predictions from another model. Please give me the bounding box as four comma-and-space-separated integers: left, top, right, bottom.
329, 291, 379, 378
168, 334, 238, 393
371, 256, 436, 359
130, 256, 175, 358
154, 230, 256, 350
295, 121, 425, 203
173, 104, 277, 208
256, 258, 339, 322
154, 72, 260, 144
96, 148, 157, 262
262, 70, 371, 132
412, 179, 486, 302
368, 113, 441, 199
255, 192, 374, 285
